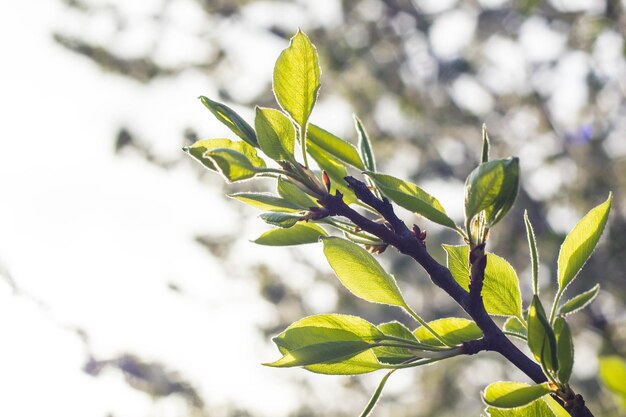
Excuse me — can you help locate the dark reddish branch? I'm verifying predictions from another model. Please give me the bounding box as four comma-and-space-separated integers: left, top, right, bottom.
318, 176, 594, 417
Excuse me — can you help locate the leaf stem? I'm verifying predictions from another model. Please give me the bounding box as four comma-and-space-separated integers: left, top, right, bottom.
403, 304, 455, 347
300, 124, 309, 168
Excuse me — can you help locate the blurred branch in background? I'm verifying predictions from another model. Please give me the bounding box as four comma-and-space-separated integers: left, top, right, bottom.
50, 0, 626, 416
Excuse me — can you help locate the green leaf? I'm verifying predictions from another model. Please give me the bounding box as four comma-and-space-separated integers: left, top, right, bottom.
204, 149, 263, 182
253, 223, 327, 246
443, 245, 523, 317
255, 107, 296, 162
359, 370, 394, 417
277, 177, 319, 209
481, 123, 490, 163
355, 115, 376, 172
302, 350, 386, 375
259, 212, 302, 228
557, 194, 612, 293
413, 318, 482, 347
366, 172, 457, 229
321, 236, 408, 307
483, 381, 552, 409
273, 30, 320, 130
378, 321, 419, 343
554, 317, 574, 384
307, 124, 364, 169
198, 96, 258, 147
543, 396, 572, 417
486, 399, 556, 417
267, 314, 385, 370
307, 141, 357, 203
503, 316, 527, 340
185, 138, 265, 171
558, 284, 600, 316
524, 211, 539, 295
229, 192, 301, 212
527, 295, 558, 373
464, 157, 520, 228
599, 356, 626, 397
374, 322, 420, 364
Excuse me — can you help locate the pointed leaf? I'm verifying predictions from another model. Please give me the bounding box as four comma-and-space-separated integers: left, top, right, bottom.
557, 194, 612, 292
268, 314, 385, 369
527, 295, 558, 373
443, 245, 523, 317
185, 138, 265, 171
277, 177, 319, 209
554, 317, 574, 383
464, 157, 519, 228
307, 124, 364, 169
413, 318, 482, 347
558, 284, 600, 316
524, 211, 539, 295
198, 96, 258, 147
481, 124, 490, 163
273, 30, 320, 129
255, 107, 296, 162
355, 115, 376, 172
321, 236, 407, 307
253, 223, 327, 246
366, 172, 457, 229
229, 192, 301, 212
483, 381, 552, 409
204, 149, 262, 182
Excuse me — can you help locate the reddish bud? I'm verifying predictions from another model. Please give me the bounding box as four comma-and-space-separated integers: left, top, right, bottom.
322, 170, 331, 192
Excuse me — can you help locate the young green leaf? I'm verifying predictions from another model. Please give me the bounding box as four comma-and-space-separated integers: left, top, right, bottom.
204, 148, 263, 182
413, 318, 482, 347
481, 123, 490, 163
253, 223, 327, 246
307, 124, 364, 169
557, 284, 600, 317
259, 212, 302, 228
464, 157, 520, 228
273, 30, 320, 131
524, 211, 539, 295
255, 107, 296, 162
378, 321, 419, 343
359, 370, 394, 417
277, 177, 319, 209
366, 172, 457, 229
482, 381, 552, 409
557, 194, 612, 293
185, 138, 265, 171
443, 245, 523, 318
486, 399, 557, 417
198, 96, 258, 147
374, 322, 421, 364
229, 192, 301, 212
355, 115, 376, 172
503, 316, 527, 340
321, 236, 408, 307
267, 314, 385, 369
553, 317, 574, 384
527, 295, 558, 373
599, 356, 626, 397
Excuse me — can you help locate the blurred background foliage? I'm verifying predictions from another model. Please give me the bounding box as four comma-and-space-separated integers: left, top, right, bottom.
51, 0, 626, 416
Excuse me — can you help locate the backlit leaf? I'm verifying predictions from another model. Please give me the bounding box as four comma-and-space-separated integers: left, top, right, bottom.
599, 356, 626, 397
558, 284, 600, 317
229, 192, 301, 212
527, 295, 558, 373
307, 141, 357, 203
255, 107, 296, 162
443, 245, 523, 317
277, 177, 319, 209
204, 149, 262, 182
307, 124, 364, 169
253, 223, 327, 246
524, 211, 539, 295
355, 115, 376, 172
321, 237, 407, 307
554, 317, 574, 383
413, 318, 482, 347
503, 316, 527, 340
557, 194, 612, 292
273, 31, 320, 129
198, 96, 258, 147
483, 381, 552, 409
185, 138, 265, 171
259, 212, 301, 228
366, 172, 457, 229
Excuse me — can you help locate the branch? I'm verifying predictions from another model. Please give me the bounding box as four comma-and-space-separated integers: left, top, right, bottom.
318, 176, 595, 416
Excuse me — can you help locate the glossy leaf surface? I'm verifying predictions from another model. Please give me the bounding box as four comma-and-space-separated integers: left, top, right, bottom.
483, 381, 551, 409
254, 223, 327, 246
